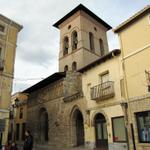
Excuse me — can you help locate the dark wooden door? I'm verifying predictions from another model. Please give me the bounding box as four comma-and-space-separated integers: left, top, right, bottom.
95, 114, 108, 150
76, 111, 84, 146
40, 111, 49, 143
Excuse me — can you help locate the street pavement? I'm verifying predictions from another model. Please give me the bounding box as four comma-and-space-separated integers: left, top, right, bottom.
18, 144, 92, 150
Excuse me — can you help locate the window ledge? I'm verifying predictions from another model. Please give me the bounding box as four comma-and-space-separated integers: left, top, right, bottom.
137, 143, 150, 147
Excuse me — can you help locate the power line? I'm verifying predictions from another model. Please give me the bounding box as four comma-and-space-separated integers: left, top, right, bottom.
14, 77, 45, 81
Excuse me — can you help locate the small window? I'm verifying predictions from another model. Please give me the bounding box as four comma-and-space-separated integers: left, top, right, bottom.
145, 70, 150, 92
72, 61, 77, 71
19, 107, 23, 119
0, 24, 5, 33
64, 65, 68, 72
100, 72, 109, 84
72, 31, 78, 50
68, 25, 71, 30
63, 36, 69, 55
94, 27, 97, 31
112, 116, 127, 142
89, 32, 94, 51
99, 39, 104, 56
136, 111, 150, 143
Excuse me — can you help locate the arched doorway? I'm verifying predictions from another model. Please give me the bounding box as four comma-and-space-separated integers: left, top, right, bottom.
39, 108, 49, 143
94, 113, 108, 150
72, 109, 84, 146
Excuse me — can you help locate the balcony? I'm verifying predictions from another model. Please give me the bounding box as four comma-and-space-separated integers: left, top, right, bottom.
90, 81, 115, 101
0, 59, 4, 71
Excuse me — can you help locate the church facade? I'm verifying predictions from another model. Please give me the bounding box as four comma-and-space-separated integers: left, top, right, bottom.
22, 4, 128, 150
15, 4, 150, 150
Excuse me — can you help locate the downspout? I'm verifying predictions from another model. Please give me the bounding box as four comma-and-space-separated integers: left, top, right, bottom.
120, 33, 136, 150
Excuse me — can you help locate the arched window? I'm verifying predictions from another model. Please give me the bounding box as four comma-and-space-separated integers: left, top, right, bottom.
39, 108, 49, 142
89, 32, 94, 51
99, 38, 104, 56
64, 65, 68, 72
72, 62, 77, 71
63, 36, 69, 55
72, 30, 78, 50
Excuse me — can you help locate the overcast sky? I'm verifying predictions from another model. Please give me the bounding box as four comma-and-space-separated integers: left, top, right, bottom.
0, 0, 149, 93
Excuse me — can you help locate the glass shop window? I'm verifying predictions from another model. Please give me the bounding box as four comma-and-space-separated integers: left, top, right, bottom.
136, 111, 150, 143
112, 116, 127, 142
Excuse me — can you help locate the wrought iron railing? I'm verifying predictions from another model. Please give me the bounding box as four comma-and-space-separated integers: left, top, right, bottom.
90, 81, 115, 100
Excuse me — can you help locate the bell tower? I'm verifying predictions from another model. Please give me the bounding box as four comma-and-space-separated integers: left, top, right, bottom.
53, 4, 112, 72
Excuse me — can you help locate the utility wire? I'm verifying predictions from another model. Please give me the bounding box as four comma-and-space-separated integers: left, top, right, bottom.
14, 77, 45, 81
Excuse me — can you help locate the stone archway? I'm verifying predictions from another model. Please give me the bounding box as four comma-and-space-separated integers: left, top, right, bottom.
91, 110, 109, 127
70, 106, 85, 146
39, 108, 49, 144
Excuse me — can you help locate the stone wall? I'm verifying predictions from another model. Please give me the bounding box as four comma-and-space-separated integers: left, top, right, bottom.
27, 72, 87, 148
63, 71, 82, 99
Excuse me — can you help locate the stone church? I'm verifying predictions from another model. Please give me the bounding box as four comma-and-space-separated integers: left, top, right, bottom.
23, 4, 125, 150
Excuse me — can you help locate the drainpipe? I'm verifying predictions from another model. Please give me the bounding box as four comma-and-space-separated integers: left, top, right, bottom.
120, 34, 136, 150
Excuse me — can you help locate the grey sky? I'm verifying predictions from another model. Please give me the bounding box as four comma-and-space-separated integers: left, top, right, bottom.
0, 0, 149, 93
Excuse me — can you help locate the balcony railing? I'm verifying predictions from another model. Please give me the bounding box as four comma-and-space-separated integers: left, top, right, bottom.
90, 81, 115, 101
0, 59, 4, 71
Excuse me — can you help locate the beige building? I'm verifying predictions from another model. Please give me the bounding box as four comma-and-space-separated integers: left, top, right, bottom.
15, 4, 149, 150
21, 4, 118, 150
0, 14, 22, 146
10, 93, 28, 143
80, 49, 128, 150
53, 4, 111, 72
114, 5, 150, 150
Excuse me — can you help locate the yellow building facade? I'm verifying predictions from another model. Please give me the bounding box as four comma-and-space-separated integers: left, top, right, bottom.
0, 14, 22, 146
10, 93, 28, 143
114, 5, 150, 150
80, 50, 128, 150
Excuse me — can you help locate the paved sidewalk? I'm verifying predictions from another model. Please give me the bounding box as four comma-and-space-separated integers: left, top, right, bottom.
18, 144, 92, 150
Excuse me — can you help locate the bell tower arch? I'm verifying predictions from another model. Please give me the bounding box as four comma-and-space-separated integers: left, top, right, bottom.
53, 4, 112, 72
